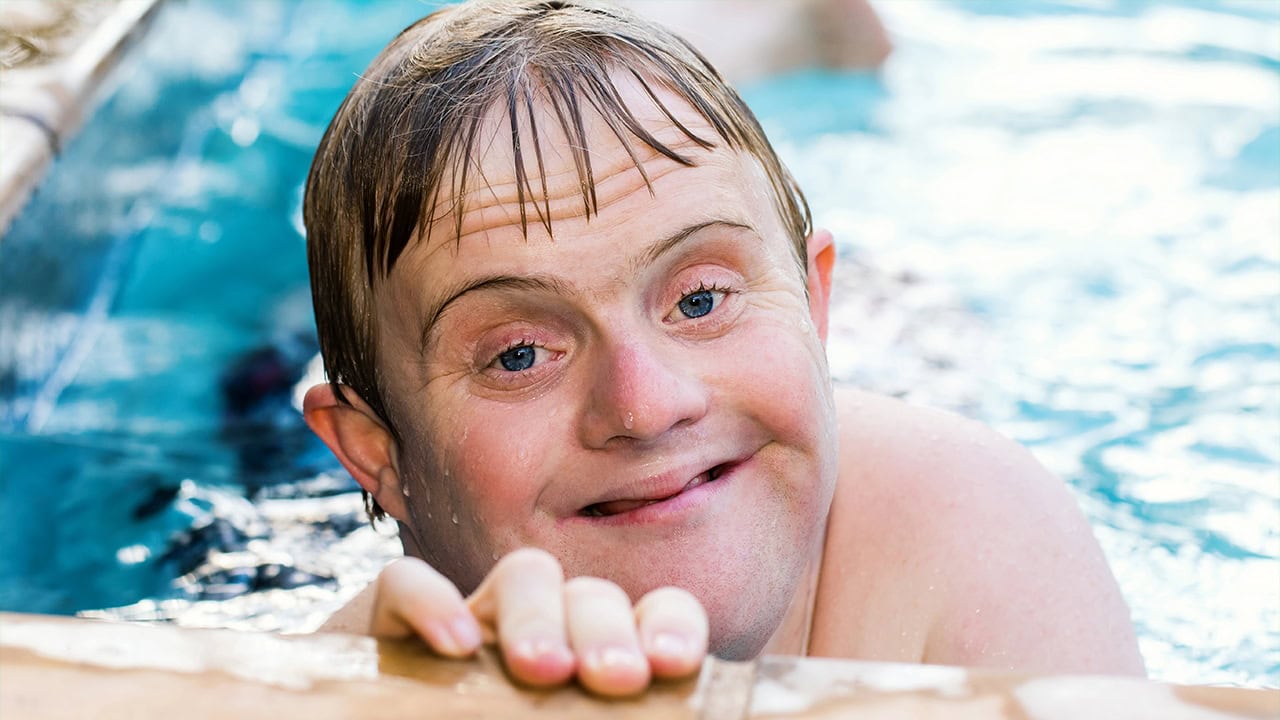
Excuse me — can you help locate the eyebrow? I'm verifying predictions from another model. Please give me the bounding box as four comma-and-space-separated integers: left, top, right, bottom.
417, 219, 755, 354
418, 275, 570, 355
634, 219, 753, 271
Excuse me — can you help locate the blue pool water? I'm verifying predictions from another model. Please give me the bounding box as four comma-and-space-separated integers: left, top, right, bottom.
0, 0, 1275, 687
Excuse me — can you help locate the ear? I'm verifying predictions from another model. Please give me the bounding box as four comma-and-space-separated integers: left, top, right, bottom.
303, 384, 409, 521
805, 228, 836, 343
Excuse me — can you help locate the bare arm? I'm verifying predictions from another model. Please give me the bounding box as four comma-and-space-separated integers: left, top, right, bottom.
319, 583, 377, 635
920, 419, 1144, 674
615, 0, 890, 84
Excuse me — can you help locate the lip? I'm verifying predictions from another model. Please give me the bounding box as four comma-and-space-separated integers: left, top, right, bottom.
568, 456, 748, 527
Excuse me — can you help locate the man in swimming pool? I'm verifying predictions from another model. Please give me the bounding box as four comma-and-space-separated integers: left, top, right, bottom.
301, 0, 1144, 696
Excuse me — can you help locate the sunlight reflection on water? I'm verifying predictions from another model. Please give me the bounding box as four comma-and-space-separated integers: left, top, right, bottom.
0, 0, 1274, 688
766, 0, 1278, 686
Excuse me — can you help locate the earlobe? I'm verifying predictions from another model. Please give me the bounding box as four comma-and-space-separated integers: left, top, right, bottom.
805, 229, 836, 343
303, 384, 409, 520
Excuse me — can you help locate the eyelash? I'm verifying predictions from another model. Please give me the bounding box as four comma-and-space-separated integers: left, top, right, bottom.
672, 281, 736, 318
489, 338, 542, 365
683, 280, 734, 297
479, 279, 738, 376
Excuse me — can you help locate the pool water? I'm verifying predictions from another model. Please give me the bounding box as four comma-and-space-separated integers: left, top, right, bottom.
0, 0, 1275, 687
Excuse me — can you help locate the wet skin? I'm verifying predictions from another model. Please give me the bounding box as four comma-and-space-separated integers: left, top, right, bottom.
307, 72, 1146, 695
307, 71, 838, 693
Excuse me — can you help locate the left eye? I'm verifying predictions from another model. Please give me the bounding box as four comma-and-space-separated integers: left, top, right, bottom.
677, 288, 723, 319
493, 343, 543, 372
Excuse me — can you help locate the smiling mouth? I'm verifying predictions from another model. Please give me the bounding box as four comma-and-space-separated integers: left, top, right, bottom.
580, 464, 729, 518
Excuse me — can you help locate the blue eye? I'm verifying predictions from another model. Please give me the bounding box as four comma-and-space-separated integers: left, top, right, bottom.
497, 344, 536, 371
678, 289, 717, 319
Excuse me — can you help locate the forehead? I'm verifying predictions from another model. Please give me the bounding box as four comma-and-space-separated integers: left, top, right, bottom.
422, 69, 779, 247
374, 69, 801, 370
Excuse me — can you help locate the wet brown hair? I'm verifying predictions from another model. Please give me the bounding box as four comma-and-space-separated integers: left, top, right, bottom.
304, 0, 811, 520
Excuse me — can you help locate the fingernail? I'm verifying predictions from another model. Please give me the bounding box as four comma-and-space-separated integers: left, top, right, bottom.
584, 646, 647, 673
424, 619, 462, 656
448, 614, 482, 651
513, 637, 568, 662
650, 632, 690, 659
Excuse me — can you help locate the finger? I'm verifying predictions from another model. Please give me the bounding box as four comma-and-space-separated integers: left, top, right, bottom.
564, 577, 650, 697
468, 548, 575, 687
635, 586, 709, 679
369, 557, 482, 658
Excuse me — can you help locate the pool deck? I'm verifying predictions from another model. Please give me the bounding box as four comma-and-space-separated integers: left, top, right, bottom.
0, 0, 162, 236
0, 613, 1275, 718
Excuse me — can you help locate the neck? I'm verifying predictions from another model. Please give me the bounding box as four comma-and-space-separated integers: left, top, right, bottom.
761, 519, 829, 657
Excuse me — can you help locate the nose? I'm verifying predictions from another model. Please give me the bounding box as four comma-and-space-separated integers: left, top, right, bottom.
579, 335, 709, 448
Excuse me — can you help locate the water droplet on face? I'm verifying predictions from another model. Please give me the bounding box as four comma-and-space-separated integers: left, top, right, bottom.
623, 412, 634, 430
451, 512, 459, 525
491, 552, 499, 561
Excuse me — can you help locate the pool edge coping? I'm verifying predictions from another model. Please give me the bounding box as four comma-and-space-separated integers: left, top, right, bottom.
2, 611, 1278, 719
0, 0, 165, 238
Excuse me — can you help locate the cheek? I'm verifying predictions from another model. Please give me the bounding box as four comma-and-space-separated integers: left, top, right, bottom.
726, 307, 830, 417
399, 406, 565, 589
714, 309, 838, 488
426, 401, 564, 521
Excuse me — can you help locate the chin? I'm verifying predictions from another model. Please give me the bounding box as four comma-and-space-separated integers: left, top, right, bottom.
696, 558, 804, 661
710, 628, 772, 661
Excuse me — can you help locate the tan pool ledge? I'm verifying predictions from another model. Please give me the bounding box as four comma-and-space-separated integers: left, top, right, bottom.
0, 0, 163, 236
1, 612, 1276, 719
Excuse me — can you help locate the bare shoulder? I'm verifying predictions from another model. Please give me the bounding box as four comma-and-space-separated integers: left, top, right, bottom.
812, 387, 1144, 675
829, 387, 1066, 519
